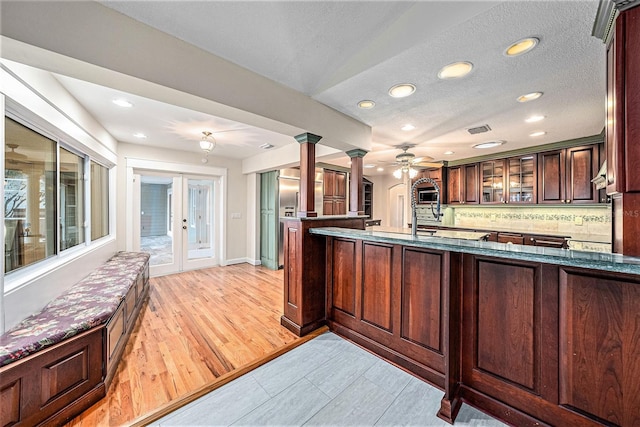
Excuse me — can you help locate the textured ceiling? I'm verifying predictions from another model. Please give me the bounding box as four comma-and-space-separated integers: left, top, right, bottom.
69, 0, 606, 172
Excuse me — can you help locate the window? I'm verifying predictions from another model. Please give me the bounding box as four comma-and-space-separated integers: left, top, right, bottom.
4, 116, 111, 274
91, 161, 109, 240
4, 117, 57, 273
60, 148, 85, 250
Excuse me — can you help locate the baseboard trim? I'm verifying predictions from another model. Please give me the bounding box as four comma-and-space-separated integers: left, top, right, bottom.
224, 257, 261, 266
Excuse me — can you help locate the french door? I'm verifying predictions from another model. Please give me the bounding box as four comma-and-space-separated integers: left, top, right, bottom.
135, 173, 220, 276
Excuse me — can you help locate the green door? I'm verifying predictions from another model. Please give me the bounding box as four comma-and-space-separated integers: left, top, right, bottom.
260, 171, 279, 270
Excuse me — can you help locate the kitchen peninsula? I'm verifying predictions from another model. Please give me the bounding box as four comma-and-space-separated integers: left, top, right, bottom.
295, 225, 640, 427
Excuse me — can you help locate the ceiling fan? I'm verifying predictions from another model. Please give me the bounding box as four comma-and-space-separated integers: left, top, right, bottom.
5, 144, 31, 165
392, 145, 444, 171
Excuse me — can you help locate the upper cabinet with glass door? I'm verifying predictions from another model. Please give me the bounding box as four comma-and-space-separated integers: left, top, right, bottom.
480, 159, 505, 204
506, 155, 537, 204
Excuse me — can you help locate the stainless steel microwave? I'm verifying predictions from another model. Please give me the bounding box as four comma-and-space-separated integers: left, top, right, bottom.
418, 188, 439, 203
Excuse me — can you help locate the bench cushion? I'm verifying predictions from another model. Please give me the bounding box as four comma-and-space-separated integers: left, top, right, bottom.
0, 252, 149, 367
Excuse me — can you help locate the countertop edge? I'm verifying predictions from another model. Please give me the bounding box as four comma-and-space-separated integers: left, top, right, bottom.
309, 227, 640, 276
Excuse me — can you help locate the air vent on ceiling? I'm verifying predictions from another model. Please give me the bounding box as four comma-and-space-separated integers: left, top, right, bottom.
467, 124, 492, 135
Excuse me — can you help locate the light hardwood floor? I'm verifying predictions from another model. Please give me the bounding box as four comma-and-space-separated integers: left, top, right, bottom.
66, 264, 298, 426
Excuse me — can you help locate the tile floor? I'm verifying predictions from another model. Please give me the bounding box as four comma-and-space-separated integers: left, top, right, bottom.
153, 332, 506, 426
140, 235, 173, 265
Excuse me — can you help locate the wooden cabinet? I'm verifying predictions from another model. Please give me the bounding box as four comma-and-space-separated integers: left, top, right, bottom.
447, 164, 479, 204
606, 7, 640, 256
326, 237, 460, 389
606, 7, 640, 195
524, 234, 568, 248
323, 169, 347, 215
538, 145, 600, 204
413, 167, 446, 204
506, 155, 536, 203
460, 255, 640, 426
363, 178, 373, 218
462, 256, 559, 416
497, 232, 524, 245
480, 159, 505, 204
281, 217, 365, 336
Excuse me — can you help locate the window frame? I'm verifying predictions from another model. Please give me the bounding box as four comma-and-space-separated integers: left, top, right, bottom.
3, 109, 114, 289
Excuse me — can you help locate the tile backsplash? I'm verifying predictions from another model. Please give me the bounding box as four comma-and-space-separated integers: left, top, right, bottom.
443, 205, 611, 243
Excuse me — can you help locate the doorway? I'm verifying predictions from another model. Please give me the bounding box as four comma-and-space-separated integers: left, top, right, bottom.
135, 173, 220, 276
388, 183, 406, 228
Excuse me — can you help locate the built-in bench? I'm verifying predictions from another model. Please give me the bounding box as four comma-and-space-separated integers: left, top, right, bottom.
0, 251, 150, 427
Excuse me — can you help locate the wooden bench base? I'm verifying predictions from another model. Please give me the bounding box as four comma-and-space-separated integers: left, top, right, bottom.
0, 258, 149, 426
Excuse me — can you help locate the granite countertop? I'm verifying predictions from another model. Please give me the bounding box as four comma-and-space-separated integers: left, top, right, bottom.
371, 226, 489, 241
309, 227, 640, 276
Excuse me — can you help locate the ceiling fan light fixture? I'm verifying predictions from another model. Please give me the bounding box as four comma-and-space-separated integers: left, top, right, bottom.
357, 100, 376, 109
389, 83, 416, 98
438, 61, 473, 79
505, 37, 539, 57
199, 131, 216, 154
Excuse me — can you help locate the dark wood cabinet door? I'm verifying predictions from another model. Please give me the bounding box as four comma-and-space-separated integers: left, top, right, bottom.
538, 149, 565, 203
323, 170, 336, 197
607, 7, 640, 195
606, 26, 621, 195
322, 199, 332, 215
558, 268, 640, 426
566, 145, 599, 204
334, 199, 346, 215
462, 255, 559, 413
480, 160, 505, 204
447, 167, 462, 204
463, 164, 479, 204
334, 171, 347, 198
506, 155, 537, 204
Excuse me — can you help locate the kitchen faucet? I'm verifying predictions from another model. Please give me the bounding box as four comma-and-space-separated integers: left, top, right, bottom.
411, 177, 442, 237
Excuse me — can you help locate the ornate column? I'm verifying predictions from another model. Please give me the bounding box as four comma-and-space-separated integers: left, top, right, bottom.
294, 132, 322, 218
346, 149, 367, 216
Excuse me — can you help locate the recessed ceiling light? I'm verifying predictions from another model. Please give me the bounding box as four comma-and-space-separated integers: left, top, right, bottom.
401, 124, 416, 131
438, 61, 473, 79
444, 151, 455, 155
112, 99, 133, 108
473, 141, 505, 149
505, 37, 539, 57
377, 167, 384, 172
529, 131, 546, 137
525, 115, 545, 123
517, 92, 543, 103
389, 83, 416, 98
358, 100, 376, 109
259, 143, 274, 149
364, 164, 376, 169
133, 132, 147, 139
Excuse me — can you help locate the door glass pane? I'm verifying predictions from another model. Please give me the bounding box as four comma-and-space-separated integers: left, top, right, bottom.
140, 176, 173, 266
187, 179, 214, 260
60, 148, 85, 250
4, 117, 57, 273
90, 161, 109, 240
